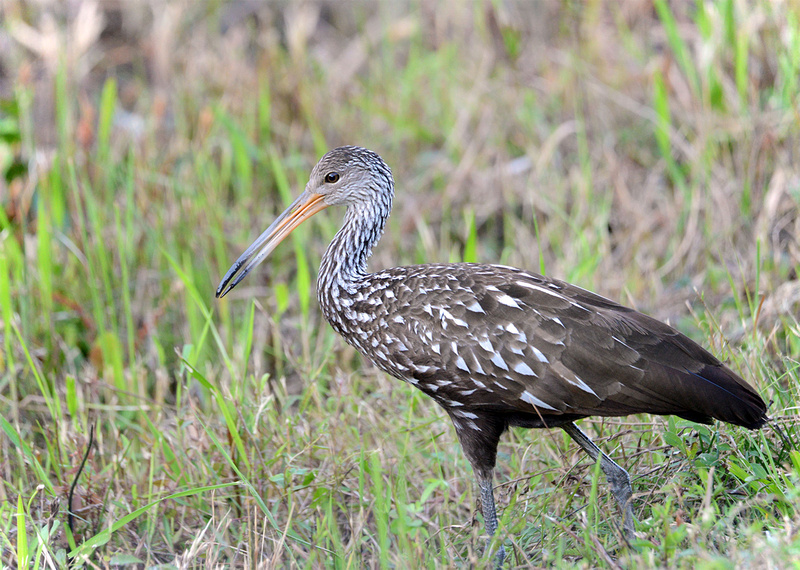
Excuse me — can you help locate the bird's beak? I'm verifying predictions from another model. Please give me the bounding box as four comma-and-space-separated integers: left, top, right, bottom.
216, 191, 330, 298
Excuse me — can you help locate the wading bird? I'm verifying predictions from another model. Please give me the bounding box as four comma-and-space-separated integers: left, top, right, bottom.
217, 146, 767, 563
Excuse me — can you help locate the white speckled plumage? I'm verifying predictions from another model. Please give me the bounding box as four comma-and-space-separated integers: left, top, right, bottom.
217, 146, 767, 562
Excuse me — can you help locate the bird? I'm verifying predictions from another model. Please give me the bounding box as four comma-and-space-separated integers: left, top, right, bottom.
216, 146, 768, 564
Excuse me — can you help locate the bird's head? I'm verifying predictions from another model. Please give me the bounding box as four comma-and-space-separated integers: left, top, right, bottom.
306, 145, 391, 206
216, 146, 392, 298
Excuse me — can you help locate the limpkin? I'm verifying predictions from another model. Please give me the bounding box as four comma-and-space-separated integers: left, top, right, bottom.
217, 146, 767, 562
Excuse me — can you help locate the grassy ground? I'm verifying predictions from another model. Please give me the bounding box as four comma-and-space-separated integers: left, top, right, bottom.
1, 1, 799, 567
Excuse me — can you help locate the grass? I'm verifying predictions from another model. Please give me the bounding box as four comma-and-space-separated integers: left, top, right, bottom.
1, 0, 799, 567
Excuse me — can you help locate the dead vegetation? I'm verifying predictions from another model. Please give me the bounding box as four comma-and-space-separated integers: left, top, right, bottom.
1, 1, 798, 567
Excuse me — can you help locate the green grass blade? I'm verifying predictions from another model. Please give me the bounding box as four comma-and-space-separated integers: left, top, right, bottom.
463, 209, 477, 263
16, 495, 29, 569
0, 415, 53, 493
68, 483, 241, 560
654, 0, 700, 98
179, 355, 251, 473
369, 453, 390, 569
96, 77, 117, 173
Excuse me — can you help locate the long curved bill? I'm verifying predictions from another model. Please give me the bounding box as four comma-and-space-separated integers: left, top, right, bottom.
216, 191, 330, 298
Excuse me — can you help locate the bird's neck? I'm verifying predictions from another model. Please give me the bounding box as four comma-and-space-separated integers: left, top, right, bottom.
317, 195, 391, 323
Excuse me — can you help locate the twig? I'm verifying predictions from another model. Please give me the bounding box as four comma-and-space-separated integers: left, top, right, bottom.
67, 423, 95, 568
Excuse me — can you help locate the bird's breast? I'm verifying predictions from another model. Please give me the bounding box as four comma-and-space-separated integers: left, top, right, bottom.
318, 266, 584, 413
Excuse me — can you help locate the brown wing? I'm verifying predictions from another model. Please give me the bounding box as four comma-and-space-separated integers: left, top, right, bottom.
533, 278, 766, 428
347, 263, 767, 430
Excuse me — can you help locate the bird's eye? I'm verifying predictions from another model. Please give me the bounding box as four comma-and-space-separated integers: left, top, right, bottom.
325, 172, 340, 184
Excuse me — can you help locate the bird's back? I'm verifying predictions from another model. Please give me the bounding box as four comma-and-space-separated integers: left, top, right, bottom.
321, 263, 767, 430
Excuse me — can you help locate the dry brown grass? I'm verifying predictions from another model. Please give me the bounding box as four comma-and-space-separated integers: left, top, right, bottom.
1, 1, 798, 567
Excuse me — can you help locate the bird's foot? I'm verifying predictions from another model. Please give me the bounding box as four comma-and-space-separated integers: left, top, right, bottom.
484, 541, 505, 568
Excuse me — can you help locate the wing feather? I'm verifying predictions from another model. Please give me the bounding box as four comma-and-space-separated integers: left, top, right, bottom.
346, 263, 766, 429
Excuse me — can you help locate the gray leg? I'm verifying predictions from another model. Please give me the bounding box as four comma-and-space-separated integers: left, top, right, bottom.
476, 470, 506, 566
561, 422, 635, 540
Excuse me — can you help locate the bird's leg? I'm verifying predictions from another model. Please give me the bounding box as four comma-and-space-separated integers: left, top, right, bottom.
561, 422, 635, 540
450, 414, 508, 565
474, 468, 506, 567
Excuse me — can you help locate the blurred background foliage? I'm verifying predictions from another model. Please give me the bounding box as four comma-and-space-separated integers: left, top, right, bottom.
0, 0, 798, 567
